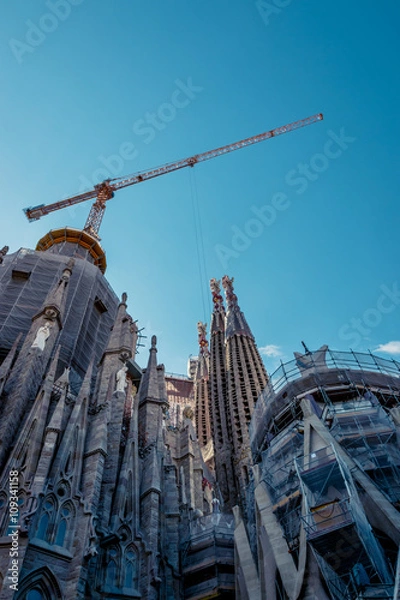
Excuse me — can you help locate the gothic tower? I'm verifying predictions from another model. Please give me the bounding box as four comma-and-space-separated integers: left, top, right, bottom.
193, 322, 212, 449
221, 275, 268, 509
208, 278, 237, 509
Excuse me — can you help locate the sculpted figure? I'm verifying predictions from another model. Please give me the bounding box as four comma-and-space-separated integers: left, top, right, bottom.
116, 364, 128, 393
31, 323, 51, 351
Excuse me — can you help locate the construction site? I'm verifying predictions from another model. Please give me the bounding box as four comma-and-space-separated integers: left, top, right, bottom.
0, 87, 398, 597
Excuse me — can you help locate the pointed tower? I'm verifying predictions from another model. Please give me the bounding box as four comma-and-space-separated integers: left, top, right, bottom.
138, 335, 168, 598
208, 278, 237, 509
222, 275, 268, 509
95, 292, 138, 531
0, 260, 74, 469
194, 321, 212, 448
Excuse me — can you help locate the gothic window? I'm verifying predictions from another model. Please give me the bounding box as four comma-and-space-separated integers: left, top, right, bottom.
105, 547, 119, 588
54, 501, 74, 547
36, 498, 56, 542
124, 546, 138, 589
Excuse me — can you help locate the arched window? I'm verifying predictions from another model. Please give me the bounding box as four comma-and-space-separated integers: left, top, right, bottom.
105, 547, 119, 588
124, 546, 138, 588
55, 503, 73, 547
106, 561, 117, 588
36, 498, 56, 542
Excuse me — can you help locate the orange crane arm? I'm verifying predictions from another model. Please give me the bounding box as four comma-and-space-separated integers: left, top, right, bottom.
23, 113, 323, 232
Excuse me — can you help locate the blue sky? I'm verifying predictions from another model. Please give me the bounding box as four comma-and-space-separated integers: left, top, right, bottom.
1, 1, 400, 374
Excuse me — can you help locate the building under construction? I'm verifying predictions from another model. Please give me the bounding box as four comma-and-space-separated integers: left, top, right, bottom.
0, 225, 400, 599
0, 108, 400, 597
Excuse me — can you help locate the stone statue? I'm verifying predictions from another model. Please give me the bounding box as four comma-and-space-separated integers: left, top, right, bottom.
31, 322, 51, 351
115, 364, 128, 393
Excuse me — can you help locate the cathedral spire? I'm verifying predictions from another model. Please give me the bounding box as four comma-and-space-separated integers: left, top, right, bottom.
0, 261, 74, 469
210, 278, 225, 334
138, 335, 160, 403
221, 275, 253, 340
221, 275, 268, 511
208, 277, 237, 509
104, 292, 138, 362
33, 258, 74, 328
194, 322, 212, 450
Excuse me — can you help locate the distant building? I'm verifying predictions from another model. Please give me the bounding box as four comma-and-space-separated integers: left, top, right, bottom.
0, 228, 399, 599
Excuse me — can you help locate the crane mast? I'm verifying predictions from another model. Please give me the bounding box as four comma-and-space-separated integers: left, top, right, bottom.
24, 113, 323, 236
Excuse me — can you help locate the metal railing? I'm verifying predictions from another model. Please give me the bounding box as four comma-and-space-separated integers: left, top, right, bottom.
266, 349, 400, 397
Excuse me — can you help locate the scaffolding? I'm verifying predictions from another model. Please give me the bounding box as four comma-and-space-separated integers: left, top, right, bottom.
260, 424, 304, 561
297, 445, 394, 599
330, 400, 400, 508
250, 349, 400, 461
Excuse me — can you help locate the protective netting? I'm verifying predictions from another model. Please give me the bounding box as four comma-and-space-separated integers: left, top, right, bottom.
0, 247, 119, 393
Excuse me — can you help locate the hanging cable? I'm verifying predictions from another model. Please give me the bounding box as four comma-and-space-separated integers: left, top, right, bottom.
189, 168, 210, 322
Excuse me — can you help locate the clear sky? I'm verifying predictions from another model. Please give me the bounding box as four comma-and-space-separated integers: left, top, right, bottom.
1, 1, 399, 374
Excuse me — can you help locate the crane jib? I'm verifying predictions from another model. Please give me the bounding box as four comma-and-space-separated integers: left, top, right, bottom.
22, 113, 323, 233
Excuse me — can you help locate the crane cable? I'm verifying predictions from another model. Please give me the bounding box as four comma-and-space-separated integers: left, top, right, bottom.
189, 168, 211, 324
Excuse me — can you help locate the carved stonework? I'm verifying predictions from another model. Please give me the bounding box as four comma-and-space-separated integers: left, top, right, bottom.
197, 321, 210, 355
31, 322, 52, 351
115, 365, 128, 393
209, 278, 224, 313
221, 275, 238, 309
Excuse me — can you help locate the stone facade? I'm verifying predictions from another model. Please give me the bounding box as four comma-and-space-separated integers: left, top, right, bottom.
0, 232, 399, 600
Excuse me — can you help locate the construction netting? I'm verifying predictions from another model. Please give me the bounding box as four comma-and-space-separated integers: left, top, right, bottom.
0, 247, 119, 394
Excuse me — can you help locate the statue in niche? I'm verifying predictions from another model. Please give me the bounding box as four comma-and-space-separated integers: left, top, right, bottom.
31, 322, 51, 351
115, 364, 128, 393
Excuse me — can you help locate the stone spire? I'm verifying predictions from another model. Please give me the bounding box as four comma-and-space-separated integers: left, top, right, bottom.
104, 292, 138, 362
138, 335, 162, 404
221, 275, 268, 512
32, 258, 74, 328
0, 261, 74, 470
0, 346, 62, 491
209, 278, 237, 509
221, 275, 253, 339
210, 278, 225, 334
194, 322, 212, 448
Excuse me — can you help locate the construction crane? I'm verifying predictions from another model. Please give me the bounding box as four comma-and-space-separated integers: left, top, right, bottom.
23, 113, 323, 237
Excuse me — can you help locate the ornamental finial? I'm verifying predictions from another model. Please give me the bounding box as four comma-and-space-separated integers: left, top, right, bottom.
197, 321, 209, 355
222, 275, 238, 309
210, 278, 225, 313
